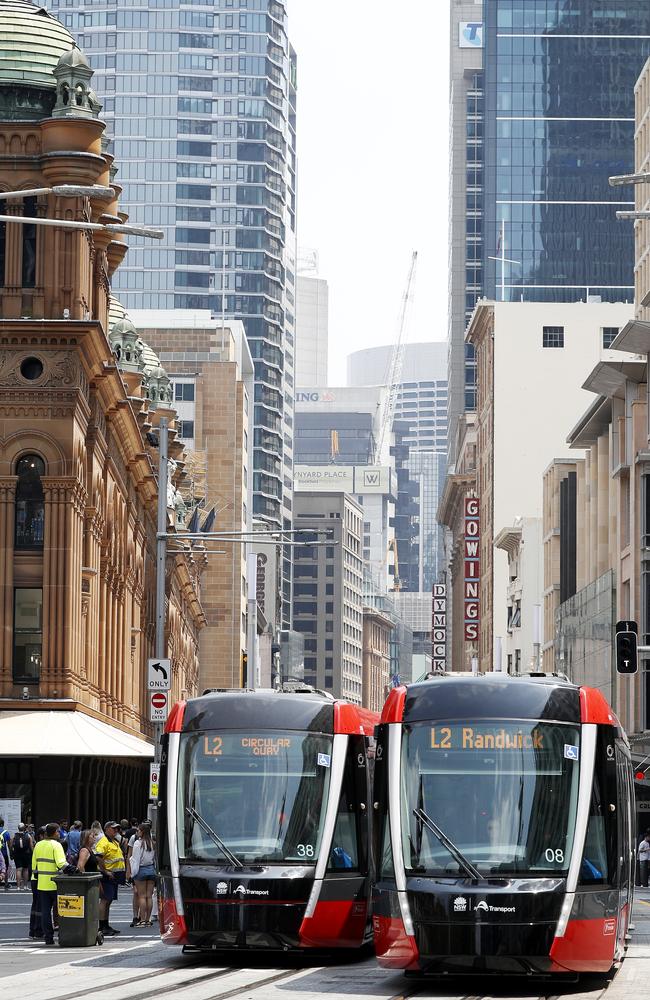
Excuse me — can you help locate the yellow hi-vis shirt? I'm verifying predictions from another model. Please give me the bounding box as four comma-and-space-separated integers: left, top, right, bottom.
94, 835, 126, 872
32, 838, 66, 891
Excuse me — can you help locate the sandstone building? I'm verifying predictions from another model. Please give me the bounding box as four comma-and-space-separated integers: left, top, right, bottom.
0, 0, 204, 822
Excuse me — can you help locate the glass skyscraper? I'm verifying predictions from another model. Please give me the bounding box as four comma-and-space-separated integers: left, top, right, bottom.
45, 0, 297, 623
483, 0, 650, 304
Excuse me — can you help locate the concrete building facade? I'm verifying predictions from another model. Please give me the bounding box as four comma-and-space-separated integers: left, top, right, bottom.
128, 311, 254, 691
296, 274, 328, 388
464, 299, 634, 671
292, 492, 363, 704
361, 606, 393, 714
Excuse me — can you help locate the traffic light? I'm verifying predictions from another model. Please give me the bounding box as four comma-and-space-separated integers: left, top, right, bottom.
615, 626, 637, 675
241, 651, 248, 687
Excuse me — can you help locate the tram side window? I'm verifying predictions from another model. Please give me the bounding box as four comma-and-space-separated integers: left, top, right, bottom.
327, 755, 360, 872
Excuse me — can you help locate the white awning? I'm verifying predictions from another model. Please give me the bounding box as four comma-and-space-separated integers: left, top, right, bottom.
0, 710, 154, 758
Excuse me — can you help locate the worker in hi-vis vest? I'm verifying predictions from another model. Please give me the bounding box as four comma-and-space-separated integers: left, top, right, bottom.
32, 823, 66, 945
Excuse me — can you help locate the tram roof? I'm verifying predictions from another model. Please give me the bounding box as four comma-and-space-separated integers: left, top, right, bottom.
380, 673, 622, 731
165, 688, 378, 737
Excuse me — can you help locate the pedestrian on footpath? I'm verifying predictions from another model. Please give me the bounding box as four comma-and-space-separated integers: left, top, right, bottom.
125, 823, 140, 927
76, 830, 100, 874
66, 821, 82, 866
12, 823, 33, 891
0, 842, 5, 890
89, 820, 103, 847
94, 821, 126, 936
0, 817, 11, 891
638, 830, 650, 888
31, 823, 66, 946
130, 823, 156, 927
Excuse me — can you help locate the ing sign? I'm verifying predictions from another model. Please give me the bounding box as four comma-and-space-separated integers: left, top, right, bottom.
464, 497, 480, 643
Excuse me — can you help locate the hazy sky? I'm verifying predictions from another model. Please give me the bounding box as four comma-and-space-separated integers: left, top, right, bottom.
289, 1, 451, 384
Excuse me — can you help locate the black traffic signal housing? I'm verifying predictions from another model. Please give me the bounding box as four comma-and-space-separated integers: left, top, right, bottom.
615, 620, 638, 675
241, 651, 248, 687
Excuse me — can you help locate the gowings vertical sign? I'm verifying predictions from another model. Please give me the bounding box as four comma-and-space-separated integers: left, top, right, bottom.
432, 584, 447, 672
464, 497, 480, 643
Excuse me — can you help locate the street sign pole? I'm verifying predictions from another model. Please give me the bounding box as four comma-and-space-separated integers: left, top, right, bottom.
154, 417, 169, 766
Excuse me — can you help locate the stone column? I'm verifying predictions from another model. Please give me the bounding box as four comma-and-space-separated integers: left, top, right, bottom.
2, 202, 24, 318
0, 477, 17, 693
41, 478, 85, 698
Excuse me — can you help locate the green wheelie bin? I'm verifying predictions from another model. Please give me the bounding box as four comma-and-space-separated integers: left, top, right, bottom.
53, 873, 103, 946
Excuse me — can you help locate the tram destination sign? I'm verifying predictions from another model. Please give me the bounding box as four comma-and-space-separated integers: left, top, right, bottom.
430, 725, 546, 751
201, 735, 293, 758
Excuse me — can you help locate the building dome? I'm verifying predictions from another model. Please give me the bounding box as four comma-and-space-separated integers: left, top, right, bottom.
0, 1, 74, 90
108, 296, 172, 407
108, 297, 162, 375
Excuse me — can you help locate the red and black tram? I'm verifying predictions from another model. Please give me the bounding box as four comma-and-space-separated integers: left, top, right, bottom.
372, 674, 635, 976
157, 687, 377, 952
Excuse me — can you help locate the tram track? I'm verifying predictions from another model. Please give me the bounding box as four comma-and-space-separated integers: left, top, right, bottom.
46, 965, 235, 1000
46, 962, 318, 1000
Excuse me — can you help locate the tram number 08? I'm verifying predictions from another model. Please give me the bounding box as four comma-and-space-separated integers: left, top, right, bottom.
545, 848, 564, 864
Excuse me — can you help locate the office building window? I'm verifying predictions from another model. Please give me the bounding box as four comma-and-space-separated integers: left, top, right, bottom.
179, 420, 195, 439
542, 326, 564, 349
175, 383, 195, 401
602, 327, 619, 349
13, 588, 43, 683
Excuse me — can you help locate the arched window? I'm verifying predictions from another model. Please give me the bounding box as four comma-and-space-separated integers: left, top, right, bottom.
15, 454, 45, 549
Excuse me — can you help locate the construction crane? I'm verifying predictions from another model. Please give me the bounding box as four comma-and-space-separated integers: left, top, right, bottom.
375, 251, 418, 462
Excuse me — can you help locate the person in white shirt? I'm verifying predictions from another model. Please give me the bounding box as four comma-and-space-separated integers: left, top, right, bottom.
130, 823, 156, 926
638, 831, 650, 888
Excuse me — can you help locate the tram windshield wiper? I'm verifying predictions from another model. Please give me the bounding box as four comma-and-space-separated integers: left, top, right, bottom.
185, 805, 243, 869
413, 807, 482, 881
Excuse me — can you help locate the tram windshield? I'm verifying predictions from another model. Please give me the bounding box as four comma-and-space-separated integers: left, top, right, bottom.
177, 730, 333, 864
401, 721, 581, 877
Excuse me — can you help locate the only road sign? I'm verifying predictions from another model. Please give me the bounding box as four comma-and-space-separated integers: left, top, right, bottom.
148, 658, 171, 691
150, 690, 169, 722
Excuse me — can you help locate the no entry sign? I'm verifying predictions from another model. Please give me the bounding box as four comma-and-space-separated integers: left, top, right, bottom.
150, 690, 169, 723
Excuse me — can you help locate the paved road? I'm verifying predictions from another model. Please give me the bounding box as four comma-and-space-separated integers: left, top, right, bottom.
1, 886, 650, 999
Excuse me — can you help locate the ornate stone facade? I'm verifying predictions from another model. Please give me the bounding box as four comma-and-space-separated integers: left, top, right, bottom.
0, 5, 204, 790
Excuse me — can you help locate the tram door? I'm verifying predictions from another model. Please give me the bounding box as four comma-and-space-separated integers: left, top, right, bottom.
615, 742, 634, 958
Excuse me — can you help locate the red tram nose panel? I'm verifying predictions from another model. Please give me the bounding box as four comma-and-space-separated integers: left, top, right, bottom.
373, 675, 634, 976
158, 688, 378, 953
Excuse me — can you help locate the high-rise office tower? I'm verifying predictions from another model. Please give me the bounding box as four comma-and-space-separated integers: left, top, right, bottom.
483, 2, 650, 305
448, 1, 650, 466
46, 0, 298, 625
347, 343, 448, 590
448, 1, 484, 461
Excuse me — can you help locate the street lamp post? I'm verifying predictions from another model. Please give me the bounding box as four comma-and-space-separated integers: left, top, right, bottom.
0, 184, 163, 238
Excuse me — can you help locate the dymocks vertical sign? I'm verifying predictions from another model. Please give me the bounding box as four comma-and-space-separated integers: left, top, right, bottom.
464, 497, 480, 643
432, 583, 446, 671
